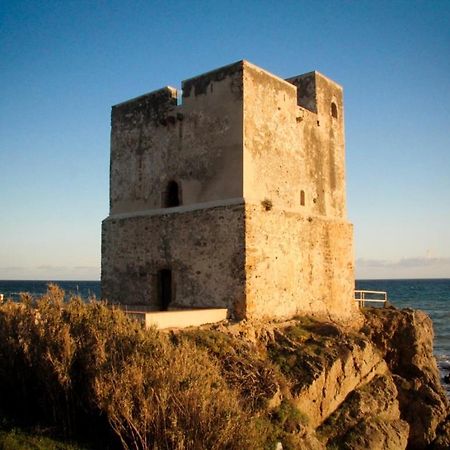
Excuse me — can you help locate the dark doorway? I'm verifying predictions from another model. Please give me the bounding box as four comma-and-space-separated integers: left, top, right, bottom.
164, 181, 180, 207
158, 269, 172, 311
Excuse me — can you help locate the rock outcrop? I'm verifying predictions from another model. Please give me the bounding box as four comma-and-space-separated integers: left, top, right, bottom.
362, 307, 449, 449
186, 307, 449, 449
318, 374, 409, 450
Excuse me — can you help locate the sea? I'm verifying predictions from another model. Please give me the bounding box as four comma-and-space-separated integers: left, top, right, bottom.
0, 278, 449, 394
356, 278, 450, 396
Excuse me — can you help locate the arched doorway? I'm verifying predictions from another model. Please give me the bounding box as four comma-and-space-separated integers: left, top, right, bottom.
163, 181, 181, 207
157, 269, 172, 311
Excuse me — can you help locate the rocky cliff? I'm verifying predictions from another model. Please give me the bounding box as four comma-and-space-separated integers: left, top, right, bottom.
185, 306, 449, 449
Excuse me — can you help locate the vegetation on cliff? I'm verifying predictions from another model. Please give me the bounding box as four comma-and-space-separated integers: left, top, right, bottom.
0, 286, 448, 449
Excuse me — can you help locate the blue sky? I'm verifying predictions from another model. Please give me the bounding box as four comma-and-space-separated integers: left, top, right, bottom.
1, 0, 449, 280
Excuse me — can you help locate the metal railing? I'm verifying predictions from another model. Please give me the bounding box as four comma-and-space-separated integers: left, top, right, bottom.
354, 290, 387, 308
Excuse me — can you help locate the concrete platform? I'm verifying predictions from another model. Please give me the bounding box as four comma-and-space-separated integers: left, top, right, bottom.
125, 308, 228, 329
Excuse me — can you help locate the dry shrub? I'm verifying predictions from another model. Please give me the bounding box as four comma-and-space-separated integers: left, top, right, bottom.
0, 285, 76, 430
0, 285, 267, 449
94, 339, 261, 450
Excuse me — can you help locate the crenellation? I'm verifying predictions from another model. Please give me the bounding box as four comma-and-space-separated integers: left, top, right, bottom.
182, 61, 244, 99
287, 72, 318, 113
112, 86, 178, 128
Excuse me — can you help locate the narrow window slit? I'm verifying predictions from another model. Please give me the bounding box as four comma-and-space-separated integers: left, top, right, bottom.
331, 102, 338, 119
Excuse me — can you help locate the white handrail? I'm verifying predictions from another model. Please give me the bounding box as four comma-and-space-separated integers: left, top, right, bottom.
354, 290, 387, 296
354, 290, 387, 308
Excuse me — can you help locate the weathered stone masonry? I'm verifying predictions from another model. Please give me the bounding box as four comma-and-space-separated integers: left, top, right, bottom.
102, 60, 359, 321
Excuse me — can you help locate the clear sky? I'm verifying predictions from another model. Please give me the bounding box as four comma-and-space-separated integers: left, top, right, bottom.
1, 0, 449, 280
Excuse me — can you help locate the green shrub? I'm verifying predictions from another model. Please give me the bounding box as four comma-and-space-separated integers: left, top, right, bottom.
0, 428, 85, 450
272, 399, 309, 431
183, 329, 280, 412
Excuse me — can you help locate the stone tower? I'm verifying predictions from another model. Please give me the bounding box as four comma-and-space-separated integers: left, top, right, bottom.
101, 60, 358, 321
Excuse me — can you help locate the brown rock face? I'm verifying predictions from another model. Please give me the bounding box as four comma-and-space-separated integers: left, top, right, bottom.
318, 374, 409, 449
432, 415, 450, 450
362, 307, 450, 449
180, 308, 448, 449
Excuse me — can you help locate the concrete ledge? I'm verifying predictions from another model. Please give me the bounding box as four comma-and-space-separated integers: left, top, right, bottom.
107, 197, 244, 220
127, 308, 228, 329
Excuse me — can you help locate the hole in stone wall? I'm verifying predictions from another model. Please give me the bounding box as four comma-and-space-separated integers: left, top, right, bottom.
163, 180, 181, 207
331, 102, 338, 119
261, 198, 273, 211
300, 190, 305, 206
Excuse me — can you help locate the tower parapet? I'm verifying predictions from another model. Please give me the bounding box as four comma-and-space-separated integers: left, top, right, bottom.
112, 86, 178, 125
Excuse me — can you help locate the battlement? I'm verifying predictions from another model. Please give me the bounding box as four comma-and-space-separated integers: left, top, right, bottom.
287, 71, 343, 116
112, 86, 178, 128
111, 62, 342, 125
108, 61, 346, 219
182, 60, 244, 99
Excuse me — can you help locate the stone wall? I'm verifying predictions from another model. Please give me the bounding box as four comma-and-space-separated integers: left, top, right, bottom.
239, 62, 355, 321
243, 62, 347, 219
288, 71, 347, 218
244, 202, 357, 321
102, 203, 246, 314
243, 63, 300, 211
110, 62, 244, 215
